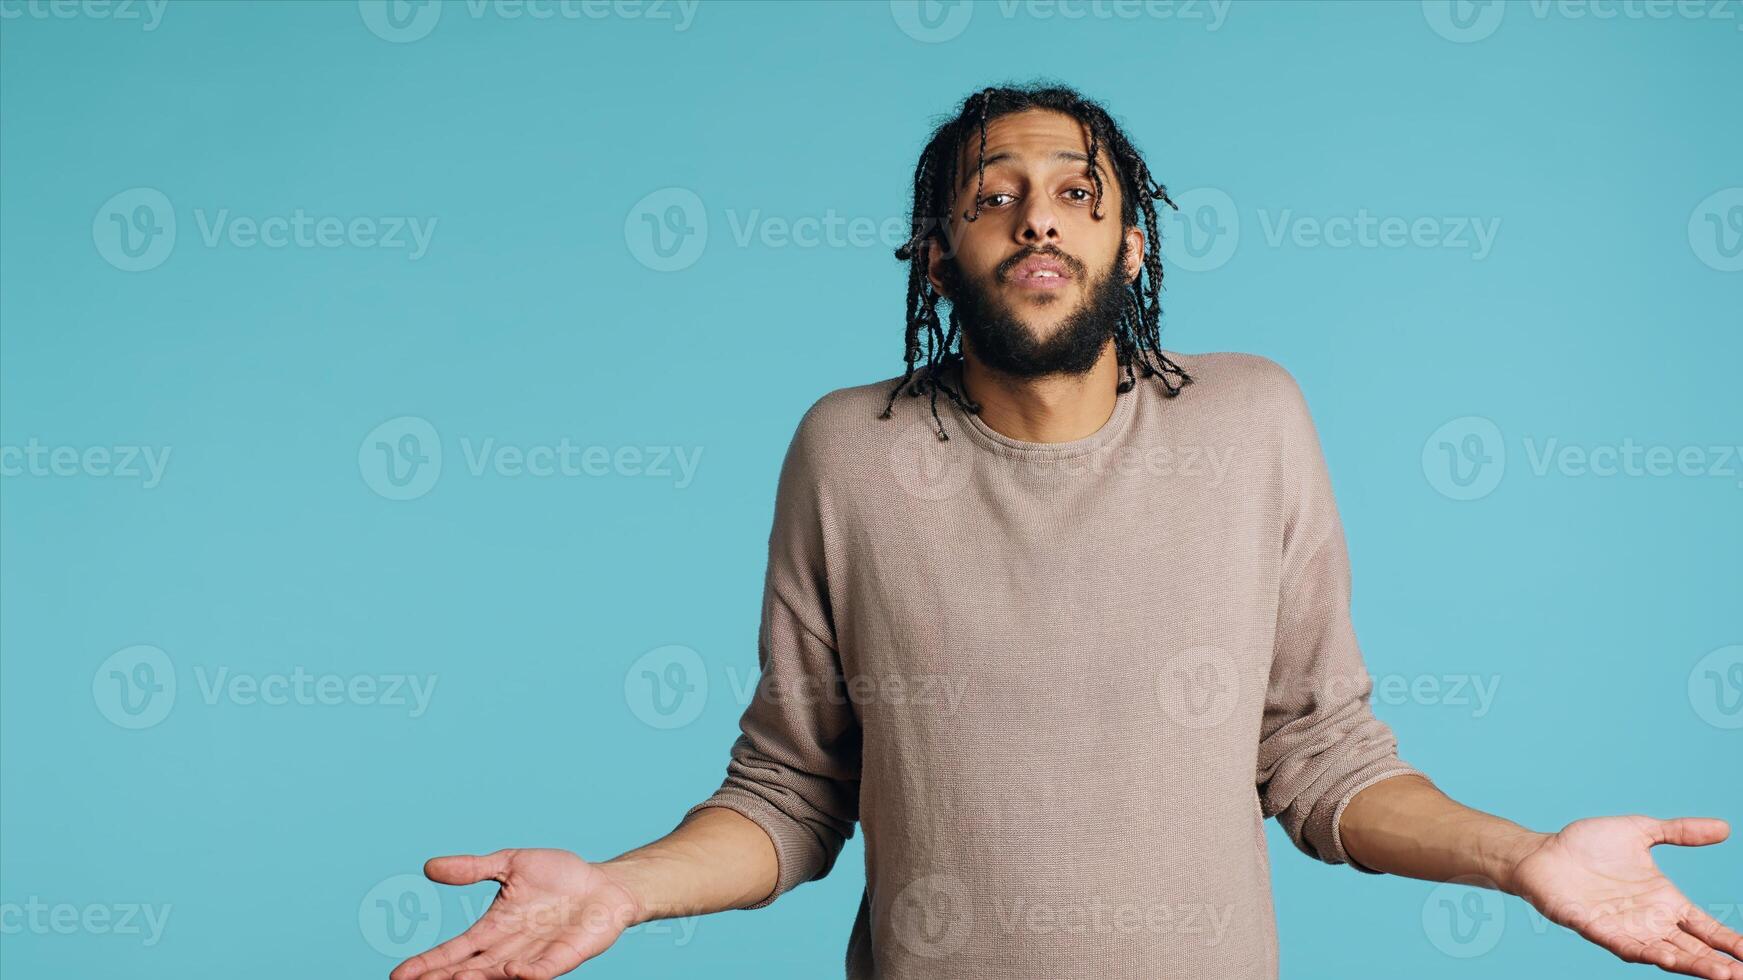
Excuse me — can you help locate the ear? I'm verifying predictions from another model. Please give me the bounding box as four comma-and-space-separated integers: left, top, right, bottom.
1122, 225, 1145, 283
925, 236, 951, 299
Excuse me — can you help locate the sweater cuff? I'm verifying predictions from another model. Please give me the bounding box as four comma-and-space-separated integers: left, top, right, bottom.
684, 789, 829, 910
1327, 766, 1430, 874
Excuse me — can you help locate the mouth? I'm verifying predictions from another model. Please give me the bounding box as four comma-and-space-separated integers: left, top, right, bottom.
1005, 255, 1073, 291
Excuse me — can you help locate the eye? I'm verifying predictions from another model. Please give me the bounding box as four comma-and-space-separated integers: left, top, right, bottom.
979, 192, 1015, 208
1063, 187, 1094, 203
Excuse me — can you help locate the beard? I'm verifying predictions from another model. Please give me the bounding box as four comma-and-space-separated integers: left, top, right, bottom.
940, 237, 1131, 380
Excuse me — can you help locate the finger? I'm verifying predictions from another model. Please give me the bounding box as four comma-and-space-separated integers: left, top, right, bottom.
1666, 927, 1739, 980
424, 950, 506, 980
452, 956, 518, 980
392, 929, 495, 980
1651, 818, 1731, 848
419, 932, 532, 980
455, 936, 546, 980
1603, 932, 1678, 972
1684, 906, 1743, 962
425, 850, 518, 886
503, 939, 589, 980
1639, 936, 1687, 973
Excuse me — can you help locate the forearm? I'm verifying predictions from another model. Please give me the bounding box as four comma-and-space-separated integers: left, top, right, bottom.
1339, 773, 1549, 893
595, 805, 779, 924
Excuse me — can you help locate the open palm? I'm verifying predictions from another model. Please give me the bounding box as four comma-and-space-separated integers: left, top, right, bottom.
1512, 815, 1743, 979
389, 848, 642, 980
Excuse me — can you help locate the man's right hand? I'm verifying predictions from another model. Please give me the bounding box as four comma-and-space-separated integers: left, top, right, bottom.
388, 848, 644, 980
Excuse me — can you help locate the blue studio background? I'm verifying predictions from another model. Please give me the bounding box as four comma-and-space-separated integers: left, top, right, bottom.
1, 1, 1739, 977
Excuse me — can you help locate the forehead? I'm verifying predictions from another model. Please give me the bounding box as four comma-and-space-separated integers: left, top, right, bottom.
955, 109, 1097, 185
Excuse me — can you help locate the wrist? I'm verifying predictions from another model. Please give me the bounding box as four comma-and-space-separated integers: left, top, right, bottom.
595, 857, 657, 927
1484, 827, 1551, 894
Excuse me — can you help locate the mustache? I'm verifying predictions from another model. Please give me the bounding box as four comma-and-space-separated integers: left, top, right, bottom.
997, 246, 1083, 280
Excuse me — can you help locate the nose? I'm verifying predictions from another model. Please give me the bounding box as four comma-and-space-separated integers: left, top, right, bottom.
1014, 193, 1060, 245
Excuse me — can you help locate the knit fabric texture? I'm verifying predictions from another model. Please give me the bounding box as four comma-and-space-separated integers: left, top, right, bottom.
686, 351, 1426, 979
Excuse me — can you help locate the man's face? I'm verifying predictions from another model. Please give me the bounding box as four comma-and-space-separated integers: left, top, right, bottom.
927, 108, 1145, 379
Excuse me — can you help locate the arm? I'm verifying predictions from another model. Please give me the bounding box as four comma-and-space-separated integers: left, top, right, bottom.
601, 805, 780, 919
1263, 363, 1742, 980
1337, 772, 1543, 889
1254, 362, 1430, 872
391, 403, 859, 980
1341, 755, 1742, 980
676, 396, 860, 908
388, 809, 776, 980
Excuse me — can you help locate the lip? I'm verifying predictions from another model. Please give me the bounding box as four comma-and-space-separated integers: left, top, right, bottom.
1006, 255, 1073, 290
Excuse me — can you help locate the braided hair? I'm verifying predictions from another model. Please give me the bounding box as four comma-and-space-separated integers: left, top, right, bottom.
881, 82, 1193, 439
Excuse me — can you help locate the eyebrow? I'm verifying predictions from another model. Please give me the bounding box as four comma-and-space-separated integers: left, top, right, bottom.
960, 149, 1108, 187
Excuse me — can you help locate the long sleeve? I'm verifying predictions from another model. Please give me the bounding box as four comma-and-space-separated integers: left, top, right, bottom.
683, 402, 861, 908
1255, 366, 1429, 873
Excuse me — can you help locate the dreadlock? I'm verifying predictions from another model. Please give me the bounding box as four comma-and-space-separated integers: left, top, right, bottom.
880, 81, 1193, 439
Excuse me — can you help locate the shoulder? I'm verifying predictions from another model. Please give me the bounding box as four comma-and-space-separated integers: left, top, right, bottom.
1159, 350, 1318, 435
1169, 350, 1305, 403
778, 372, 918, 478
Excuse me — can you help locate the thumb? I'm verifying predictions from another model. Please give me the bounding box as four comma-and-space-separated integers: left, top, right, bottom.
1649, 817, 1730, 848
424, 848, 516, 885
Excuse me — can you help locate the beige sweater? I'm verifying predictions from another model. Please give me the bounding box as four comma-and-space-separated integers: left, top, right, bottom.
686, 351, 1426, 979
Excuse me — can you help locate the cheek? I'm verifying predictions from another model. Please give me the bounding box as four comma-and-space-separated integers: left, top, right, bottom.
949, 231, 1005, 280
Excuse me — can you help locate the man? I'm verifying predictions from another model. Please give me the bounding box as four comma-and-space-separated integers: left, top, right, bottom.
389, 84, 1741, 980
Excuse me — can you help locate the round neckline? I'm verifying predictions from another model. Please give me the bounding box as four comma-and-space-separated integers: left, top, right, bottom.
936, 359, 1139, 461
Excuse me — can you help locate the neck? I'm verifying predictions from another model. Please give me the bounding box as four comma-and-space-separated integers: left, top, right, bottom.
958, 339, 1121, 443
